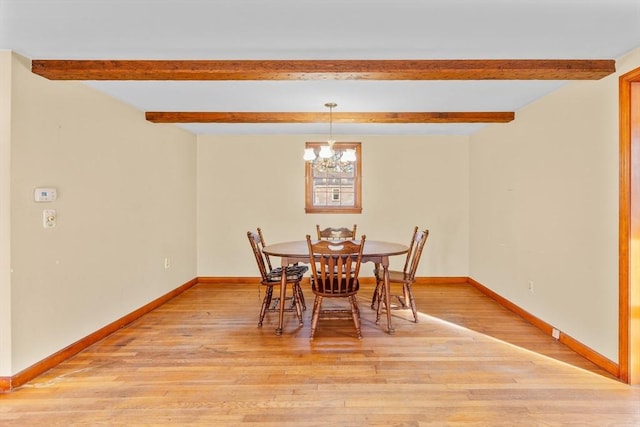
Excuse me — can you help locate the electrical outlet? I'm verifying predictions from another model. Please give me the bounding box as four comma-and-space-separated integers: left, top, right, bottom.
528, 281, 534, 293
552, 328, 561, 340
43, 209, 56, 228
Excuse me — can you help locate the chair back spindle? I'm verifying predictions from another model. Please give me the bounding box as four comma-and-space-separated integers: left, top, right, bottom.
406, 229, 429, 281
247, 230, 269, 282
256, 227, 273, 272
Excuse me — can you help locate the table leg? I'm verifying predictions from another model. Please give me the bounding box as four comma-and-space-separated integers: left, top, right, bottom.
276, 257, 288, 335
382, 256, 395, 335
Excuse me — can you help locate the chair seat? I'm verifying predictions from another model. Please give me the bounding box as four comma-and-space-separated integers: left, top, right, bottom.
313, 278, 360, 295
265, 265, 309, 283
374, 268, 411, 284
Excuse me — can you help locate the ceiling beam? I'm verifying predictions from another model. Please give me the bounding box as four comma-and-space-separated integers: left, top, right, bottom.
32, 59, 615, 80
145, 111, 515, 124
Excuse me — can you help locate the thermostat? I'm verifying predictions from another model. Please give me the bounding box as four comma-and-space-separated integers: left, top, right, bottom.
34, 188, 57, 202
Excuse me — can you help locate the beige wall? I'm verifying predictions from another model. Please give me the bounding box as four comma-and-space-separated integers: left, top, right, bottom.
0, 51, 12, 375
196, 134, 470, 278
6, 53, 198, 375
470, 47, 640, 362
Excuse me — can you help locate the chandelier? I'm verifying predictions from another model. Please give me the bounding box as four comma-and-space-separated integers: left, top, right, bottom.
303, 102, 357, 172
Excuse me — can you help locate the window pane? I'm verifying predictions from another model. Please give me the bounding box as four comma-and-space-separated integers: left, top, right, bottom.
305, 142, 362, 214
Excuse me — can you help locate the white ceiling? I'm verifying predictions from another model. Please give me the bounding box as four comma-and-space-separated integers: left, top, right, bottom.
2, 0, 640, 136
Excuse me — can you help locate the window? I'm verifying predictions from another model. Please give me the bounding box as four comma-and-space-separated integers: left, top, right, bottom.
305, 142, 362, 214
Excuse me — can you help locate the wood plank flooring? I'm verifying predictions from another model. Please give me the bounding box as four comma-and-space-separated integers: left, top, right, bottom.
1, 281, 639, 426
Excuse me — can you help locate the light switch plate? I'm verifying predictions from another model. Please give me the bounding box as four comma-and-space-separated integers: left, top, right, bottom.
43, 209, 56, 228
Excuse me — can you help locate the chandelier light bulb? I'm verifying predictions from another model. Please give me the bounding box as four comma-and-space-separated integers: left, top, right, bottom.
303, 148, 317, 161
341, 148, 356, 162
319, 145, 333, 158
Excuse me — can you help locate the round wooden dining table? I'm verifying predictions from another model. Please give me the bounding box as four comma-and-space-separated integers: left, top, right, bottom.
262, 239, 409, 336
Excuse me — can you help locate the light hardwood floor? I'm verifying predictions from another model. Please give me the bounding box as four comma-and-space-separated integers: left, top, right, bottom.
1, 281, 639, 426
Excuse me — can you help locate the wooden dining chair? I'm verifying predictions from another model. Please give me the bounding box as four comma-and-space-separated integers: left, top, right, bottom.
316, 224, 357, 241
247, 229, 307, 328
306, 234, 366, 340
254, 228, 307, 310
372, 227, 429, 323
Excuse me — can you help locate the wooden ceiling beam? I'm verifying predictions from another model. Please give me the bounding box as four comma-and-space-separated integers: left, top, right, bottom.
145, 111, 515, 124
32, 59, 615, 80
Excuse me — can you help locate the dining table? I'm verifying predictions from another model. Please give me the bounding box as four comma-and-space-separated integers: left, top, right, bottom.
262, 239, 409, 336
